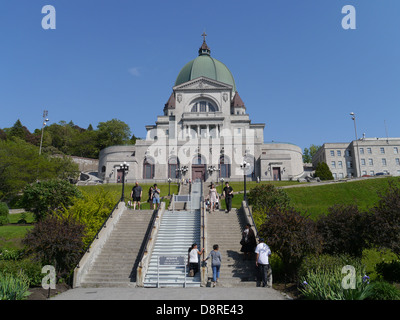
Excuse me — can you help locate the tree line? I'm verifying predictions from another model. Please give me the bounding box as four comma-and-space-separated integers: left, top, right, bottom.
0, 118, 138, 159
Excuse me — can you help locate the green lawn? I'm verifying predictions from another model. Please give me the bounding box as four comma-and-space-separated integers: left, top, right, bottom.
0, 212, 35, 250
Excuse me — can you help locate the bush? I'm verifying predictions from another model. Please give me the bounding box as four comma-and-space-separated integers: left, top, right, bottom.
368, 281, 400, 300
21, 179, 82, 221
248, 184, 291, 229
0, 248, 24, 261
62, 187, 119, 247
259, 206, 322, 281
0, 202, 9, 225
314, 162, 334, 181
0, 272, 31, 300
369, 179, 400, 254
0, 259, 43, 287
316, 204, 370, 256
22, 215, 86, 280
361, 248, 398, 281
376, 260, 400, 283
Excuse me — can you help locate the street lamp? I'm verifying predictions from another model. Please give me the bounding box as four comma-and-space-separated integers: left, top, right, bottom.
240, 161, 250, 203
220, 177, 224, 194
350, 112, 361, 178
207, 165, 218, 182
119, 162, 129, 202
167, 177, 172, 196
39, 110, 49, 155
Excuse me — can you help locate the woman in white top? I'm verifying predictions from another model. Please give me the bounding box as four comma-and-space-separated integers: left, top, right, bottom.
188, 243, 204, 276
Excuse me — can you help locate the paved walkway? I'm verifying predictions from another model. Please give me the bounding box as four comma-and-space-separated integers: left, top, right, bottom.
51, 286, 290, 300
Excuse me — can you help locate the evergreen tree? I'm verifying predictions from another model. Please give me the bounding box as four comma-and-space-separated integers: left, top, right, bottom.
314, 162, 334, 180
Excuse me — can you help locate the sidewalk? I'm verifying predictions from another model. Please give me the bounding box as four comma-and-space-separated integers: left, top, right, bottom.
51, 286, 290, 300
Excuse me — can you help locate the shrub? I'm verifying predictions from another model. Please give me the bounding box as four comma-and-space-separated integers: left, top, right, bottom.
361, 248, 398, 281
21, 179, 82, 221
22, 215, 85, 280
376, 260, 400, 283
369, 179, 400, 254
0, 248, 24, 261
368, 281, 400, 300
259, 206, 322, 281
62, 187, 119, 247
316, 204, 370, 256
314, 162, 334, 181
0, 202, 9, 225
0, 272, 31, 300
248, 184, 291, 229
0, 259, 43, 287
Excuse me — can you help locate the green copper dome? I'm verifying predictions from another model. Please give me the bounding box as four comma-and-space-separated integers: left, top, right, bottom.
174, 38, 236, 92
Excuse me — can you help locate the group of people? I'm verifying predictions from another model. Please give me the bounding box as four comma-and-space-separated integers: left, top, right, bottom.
187, 231, 272, 288
129, 182, 161, 210
206, 182, 234, 213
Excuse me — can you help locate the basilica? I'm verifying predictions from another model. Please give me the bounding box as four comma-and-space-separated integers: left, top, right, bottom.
98, 35, 304, 183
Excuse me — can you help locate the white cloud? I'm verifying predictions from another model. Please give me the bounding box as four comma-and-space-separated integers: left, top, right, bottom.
128, 67, 141, 77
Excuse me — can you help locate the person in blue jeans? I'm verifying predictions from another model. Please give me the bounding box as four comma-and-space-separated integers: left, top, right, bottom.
204, 244, 222, 287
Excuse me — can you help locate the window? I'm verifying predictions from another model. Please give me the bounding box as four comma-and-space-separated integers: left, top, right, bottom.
168, 157, 180, 179
362, 171, 367, 176
367, 148, 372, 154
330, 150, 335, 157
339, 173, 344, 179
396, 158, 400, 166
143, 158, 155, 179
219, 156, 231, 178
338, 161, 343, 168
361, 159, 366, 166
370, 171, 375, 176
191, 101, 218, 113
368, 159, 373, 166
333, 173, 337, 180
394, 147, 399, 154
346, 150, 352, 157
380, 147, 385, 154
331, 161, 336, 168
347, 161, 352, 169
337, 150, 342, 157
382, 158, 387, 166
359, 148, 364, 155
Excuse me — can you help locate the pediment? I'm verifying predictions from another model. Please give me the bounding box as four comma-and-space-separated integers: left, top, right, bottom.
173, 76, 233, 91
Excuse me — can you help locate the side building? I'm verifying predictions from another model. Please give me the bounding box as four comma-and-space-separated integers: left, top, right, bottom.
312, 137, 400, 179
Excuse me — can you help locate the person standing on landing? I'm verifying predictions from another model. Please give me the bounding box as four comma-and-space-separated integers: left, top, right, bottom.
130, 181, 142, 210
222, 182, 233, 213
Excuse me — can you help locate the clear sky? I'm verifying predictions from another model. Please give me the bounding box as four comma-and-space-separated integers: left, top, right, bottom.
1, 0, 400, 151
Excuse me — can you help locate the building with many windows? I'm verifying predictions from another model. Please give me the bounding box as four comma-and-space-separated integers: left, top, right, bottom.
312, 137, 400, 179
98, 36, 305, 183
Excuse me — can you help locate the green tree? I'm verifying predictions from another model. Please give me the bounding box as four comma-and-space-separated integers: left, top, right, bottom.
21, 179, 82, 221
303, 144, 321, 163
314, 162, 334, 180
96, 119, 131, 150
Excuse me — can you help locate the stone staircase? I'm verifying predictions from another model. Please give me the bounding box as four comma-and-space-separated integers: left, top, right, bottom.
205, 208, 258, 287
80, 208, 154, 287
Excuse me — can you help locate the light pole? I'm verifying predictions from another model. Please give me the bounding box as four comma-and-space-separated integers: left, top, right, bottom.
207, 165, 218, 182
220, 177, 224, 194
350, 112, 361, 178
167, 177, 172, 196
119, 162, 129, 202
39, 110, 49, 155
240, 161, 250, 203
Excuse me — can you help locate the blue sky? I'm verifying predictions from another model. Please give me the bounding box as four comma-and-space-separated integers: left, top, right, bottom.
1, 0, 400, 151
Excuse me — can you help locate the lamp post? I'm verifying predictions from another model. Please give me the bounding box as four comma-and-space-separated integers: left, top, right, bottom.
119, 162, 129, 202
350, 112, 361, 178
39, 110, 49, 155
240, 161, 250, 203
220, 177, 224, 194
167, 177, 172, 196
207, 165, 218, 182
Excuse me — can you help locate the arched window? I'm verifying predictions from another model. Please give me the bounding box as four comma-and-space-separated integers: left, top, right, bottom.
190, 101, 218, 113
219, 155, 231, 178
143, 157, 155, 179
